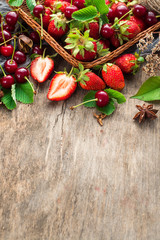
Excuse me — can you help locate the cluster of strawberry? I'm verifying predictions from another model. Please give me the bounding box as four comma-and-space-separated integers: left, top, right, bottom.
37, 0, 159, 62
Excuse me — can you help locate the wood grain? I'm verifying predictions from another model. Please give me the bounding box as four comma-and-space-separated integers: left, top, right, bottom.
0, 2, 160, 239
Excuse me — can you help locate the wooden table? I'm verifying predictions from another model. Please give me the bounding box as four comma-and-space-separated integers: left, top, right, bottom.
0, 2, 160, 239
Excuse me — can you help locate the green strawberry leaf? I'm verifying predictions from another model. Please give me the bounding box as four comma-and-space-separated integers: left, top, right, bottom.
84, 0, 94, 6
72, 6, 98, 21
105, 88, 126, 104
94, 0, 109, 15
83, 90, 97, 108
137, 56, 144, 62
100, 14, 109, 24
16, 81, 34, 104
96, 99, 115, 115
1, 87, 16, 110
130, 76, 160, 101
26, 0, 36, 13
8, 0, 24, 7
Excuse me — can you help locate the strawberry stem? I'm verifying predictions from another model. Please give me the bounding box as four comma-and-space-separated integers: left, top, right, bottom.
11, 37, 16, 64
70, 98, 98, 110
42, 48, 47, 58
68, 66, 74, 77
0, 64, 6, 77
112, 9, 132, 28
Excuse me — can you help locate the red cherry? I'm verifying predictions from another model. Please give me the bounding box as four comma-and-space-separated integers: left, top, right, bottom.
110, 34, 120, 48
115, 5, 129, 18
72, 0, 85, 9
13, 51, 26, 64
30, 31, 40, 44
95, 91, 109, 107
145, 11, 158, 26
133, 4, 147, 18
33, 5, 45, 18
0, 30, 12, 43
32, 45, 44, 55
5, 11, 18, 26
0, 44, 13, 57
2, 23, 15, 32
4, 59, 18, 74
15, 67, 29, 83
100, 24, 114, 39
65, 5, 78, 19
0, 75, 14, 88
107, 8, 115, 22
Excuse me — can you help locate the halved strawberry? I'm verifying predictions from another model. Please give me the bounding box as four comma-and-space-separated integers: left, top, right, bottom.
30, 56, 54, 83
47, 72, 77, 101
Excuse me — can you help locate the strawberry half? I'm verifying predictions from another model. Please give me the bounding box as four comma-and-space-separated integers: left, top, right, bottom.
30, 56, 54, 83
47, 72, 77, 101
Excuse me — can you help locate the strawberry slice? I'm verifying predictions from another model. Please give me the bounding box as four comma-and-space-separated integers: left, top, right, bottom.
47, 73, 77, 101
30, 56, 54, 83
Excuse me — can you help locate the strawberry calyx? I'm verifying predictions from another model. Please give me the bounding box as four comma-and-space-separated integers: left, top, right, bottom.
102, 63, 113, 73
97, 41, 110, 57
50, 12, 68, 31
130, 52, 144, 74
64, 29, 96, 57
73, 63, 90, 85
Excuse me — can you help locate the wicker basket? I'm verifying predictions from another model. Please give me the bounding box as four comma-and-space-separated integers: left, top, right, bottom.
7, 0, 160, 68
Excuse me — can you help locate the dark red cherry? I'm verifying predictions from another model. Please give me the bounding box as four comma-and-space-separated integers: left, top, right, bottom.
4, 59, 18, 74
5, 11, 18, 26
107, 8, 115, 22
133, 4, 147, 18
33, 5, 45, 18
72, 0, 85, 9
0, 44, 13, 57
65, 5, 78, 19
32, 45, 44, 55
95, 91, 109, 107
100, 24, 114, 39
2, 23, 15, 32
13, 51, 26, 64
145, 11, 158, 26
15, 67, 29, 83
29, 31, 40, 44
115, 5, 129, 18
0, 75, 14, 88
0, 30, 12, 43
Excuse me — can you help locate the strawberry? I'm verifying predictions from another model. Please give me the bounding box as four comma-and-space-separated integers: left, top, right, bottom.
44, 0, 62, 7
110, 33, 120, 48
47, 71, 77, 101
30, 56, 54, 83
102, 63, 125, 91
48, 12, 68, 39
65, 29, 97, 61
114, 53, 144, 74
97, 40, 110, 57
43, 8, 52, 29
129, 16, 145, 31
111, 2, 126, 14
105, 0, 111, 5
119, 20, 141, 39
51, 1, 71, 13
73, 63, 106, 90
85, 21, 100, 40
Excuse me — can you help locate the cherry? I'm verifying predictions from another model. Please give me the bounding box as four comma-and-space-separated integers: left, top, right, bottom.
107, 8, 115, 22
33, 5, 45, 18
0, 30, 12, 43
110, 34, 120, 48
0, 44, 13, 57
73, 0, 85, 9
32, 45, 44, 55
100, 24, 114, 39
145, 11, 158, 26
2, 23, 15, 32
30, 31, 40, 44
4, 59, 18, 74
15, 67, 29, 83
65, 5, 78, 19
13, 51, 26, 64
133, 4, 147, 18
95, 91, 109, 107
0, 75, 14, 88
5, 11, 18, 26
115, 5, 129, 18
42, 8, 52, 29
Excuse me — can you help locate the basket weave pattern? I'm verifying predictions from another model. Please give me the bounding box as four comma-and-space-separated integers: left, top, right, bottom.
7, 0, 160, 68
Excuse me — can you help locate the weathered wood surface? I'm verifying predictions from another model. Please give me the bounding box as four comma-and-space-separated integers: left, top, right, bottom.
0, 2, 160, 240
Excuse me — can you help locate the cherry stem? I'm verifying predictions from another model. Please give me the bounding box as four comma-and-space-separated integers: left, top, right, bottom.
40, 13, 43, 39
11, 37, 16, 64
70, 98, 98, 110
71, 0, 73, 5
26, 63, 31, 69
1, 18, 6, 46
24, 76, 36, 93
0, 64, 6, 77
36, 30, 42, 49
112, 9, 133, 28
156, 15, 160, 18
18, 21, 28, 32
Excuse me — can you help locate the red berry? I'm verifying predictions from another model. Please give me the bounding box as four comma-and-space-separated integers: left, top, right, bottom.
115, 5, 129, 18
5, 11, 18, 26
33, 5, 45, 18
133, 4, 147, 18
95, 91, 109, 107
15, 67, 29, 83
100, 24, 114, 39
65, 5, 78, 19
0, 30, 12, 43
2, 23, 15, 32
30, 31, 40, 44
145, 11, 158, 26
107, 8, 115, 22
4, 59, 18, 74
13, 51, 26, 64
0, 44, 13, 57
72, 0, 85, 9
0, 75, 14, 88
32, 45, 44, 55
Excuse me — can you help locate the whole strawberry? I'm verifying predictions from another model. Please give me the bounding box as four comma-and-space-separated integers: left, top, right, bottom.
85, 21, 100, 40
65, 29, 97, 61
119, 20, 141, 39
129, 16, 145, 31
44, 0, 63, 7
114, 53, 144, 74
43, 8, 52, 29
51, 1, 71, 13
102, 63, 125, 91
73, 63, 106, 90
48, 12, 68, 39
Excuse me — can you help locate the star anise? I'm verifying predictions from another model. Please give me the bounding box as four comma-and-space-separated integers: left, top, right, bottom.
133, 104, 158, 123
94, 113, 107, 126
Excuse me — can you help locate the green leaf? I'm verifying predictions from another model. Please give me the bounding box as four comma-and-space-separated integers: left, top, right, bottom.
26, 0, 36, 13
16, 81, 34, 104
83, 91, 97, 108
93, 0, 109, 15
1, 89, 16, 110
8, 0, 24, 7
72, 6, 98, 21
105, 89, 126, 104
137, 56, 144, 62
84, 0, 94, 6
100, 14, 109, 24
130, 76, 160, 101
96, 99, 115, 115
